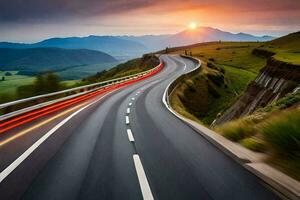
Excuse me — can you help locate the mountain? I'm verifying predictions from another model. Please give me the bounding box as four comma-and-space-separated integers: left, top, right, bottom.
118, 35, 172, 50
0, 36, 148, 58
0, 27, 275, 57
161, 27, 274, 47
0, 48, 117, 75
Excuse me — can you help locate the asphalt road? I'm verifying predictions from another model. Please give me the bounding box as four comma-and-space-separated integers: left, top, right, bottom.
0, 55, 279, 200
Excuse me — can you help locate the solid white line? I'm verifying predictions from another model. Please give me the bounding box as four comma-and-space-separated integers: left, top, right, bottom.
133, 154, 154, 200
126, 116, 130, 125
126, 129, 135, 142
129, 102, 132, 106
0, 91, 113, 183
127, 107, 130, 114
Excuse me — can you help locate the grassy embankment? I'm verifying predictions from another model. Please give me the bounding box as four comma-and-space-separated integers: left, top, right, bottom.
168, 42, 264, 124
257, 31, 300, 65
166, 32, 300, 180
216, 93, 300, 180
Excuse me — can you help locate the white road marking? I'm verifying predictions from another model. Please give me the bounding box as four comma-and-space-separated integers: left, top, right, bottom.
131, 97, 135, 101
0, 91, 114, 183
129, 102, 132, 106
133, 154, 154, 200
127, 108, 130, 114
126, 116, 130, 125
126, 129, 135, 142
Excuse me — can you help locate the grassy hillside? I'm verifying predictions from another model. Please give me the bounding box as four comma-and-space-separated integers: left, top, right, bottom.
167, 32, 300, 125
255, 31, 300, 64
169, 41, 266, 73
0, 48, 117, 75
216, 93, 300, 180
167, 42, 264, 124
85, 54, 159, 83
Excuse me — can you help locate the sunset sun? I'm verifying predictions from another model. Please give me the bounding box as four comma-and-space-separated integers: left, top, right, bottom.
188, 22, 198, 30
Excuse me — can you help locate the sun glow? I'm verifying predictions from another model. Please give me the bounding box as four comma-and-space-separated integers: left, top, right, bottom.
188, 22, 198, 30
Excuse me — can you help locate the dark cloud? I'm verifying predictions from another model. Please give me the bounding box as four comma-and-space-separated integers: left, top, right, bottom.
1, 0, 300, 23
0, 0, 154, 22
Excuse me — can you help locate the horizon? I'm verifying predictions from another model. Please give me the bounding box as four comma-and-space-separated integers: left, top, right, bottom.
0, 26, 281, 44
0, 0, 299, 43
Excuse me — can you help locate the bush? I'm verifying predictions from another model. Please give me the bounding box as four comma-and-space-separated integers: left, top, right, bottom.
218, 119, 254, 142
261, 110, 300, 158
240, 137, 265, 152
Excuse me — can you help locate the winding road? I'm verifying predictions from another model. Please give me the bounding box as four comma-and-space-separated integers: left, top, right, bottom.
0, 55, 279, 199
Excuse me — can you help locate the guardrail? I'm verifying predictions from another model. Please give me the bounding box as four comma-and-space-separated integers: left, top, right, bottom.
164, 55, 202, 105
0, 61, 163, 121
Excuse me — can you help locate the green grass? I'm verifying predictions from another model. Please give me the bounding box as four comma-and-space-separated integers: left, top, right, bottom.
273, 52, 300, 65
255, 31, 300, 64
202, 65, 256, 124
171, 42, 266, 73
169, 62, 257, 125
261, 109, 300, 180
216, 118, 255, 142
261, 110, 300, 157
0, 71, 35, 96
240, 137, 265, 152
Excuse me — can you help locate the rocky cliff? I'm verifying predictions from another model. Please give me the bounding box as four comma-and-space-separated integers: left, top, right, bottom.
214, 57, 300, 125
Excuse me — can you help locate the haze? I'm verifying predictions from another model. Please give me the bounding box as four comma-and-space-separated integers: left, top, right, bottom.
0, 0, 300, 42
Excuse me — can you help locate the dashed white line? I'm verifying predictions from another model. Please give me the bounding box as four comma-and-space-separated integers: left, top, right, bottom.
127, 107, 130, 114
133, 154, 154, 200
131, 97, 135, 101
126, 129, 135, 142
129, 102, 132, 106
125, 116, 130, 125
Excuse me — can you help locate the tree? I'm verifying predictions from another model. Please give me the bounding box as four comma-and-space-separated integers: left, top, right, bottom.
45, 72, 60, 92
1, 76, 4, 81
5, 72, 12, 76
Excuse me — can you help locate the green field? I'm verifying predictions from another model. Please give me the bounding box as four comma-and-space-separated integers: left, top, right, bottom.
256, 31, 300, 64
171, 41, 266, 73
0, 71, 35, 96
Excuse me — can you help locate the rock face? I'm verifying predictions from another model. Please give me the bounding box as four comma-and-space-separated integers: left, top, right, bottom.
214, 57, 300, 125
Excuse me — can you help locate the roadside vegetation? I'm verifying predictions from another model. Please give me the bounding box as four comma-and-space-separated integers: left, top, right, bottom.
168, 42, 260, 125
216, 93, 300, 180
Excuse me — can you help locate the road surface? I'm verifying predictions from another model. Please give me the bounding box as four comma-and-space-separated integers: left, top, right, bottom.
0, 55, 279, 199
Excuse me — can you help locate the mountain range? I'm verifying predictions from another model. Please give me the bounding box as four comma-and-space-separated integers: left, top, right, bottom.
0, 48, 116, 75
0, 27, 275, 58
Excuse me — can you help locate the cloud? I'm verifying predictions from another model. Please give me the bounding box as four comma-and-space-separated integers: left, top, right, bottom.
1, 0, 299, 23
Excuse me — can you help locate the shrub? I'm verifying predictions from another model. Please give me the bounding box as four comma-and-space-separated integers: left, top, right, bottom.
240, 137, 265, 152
261, 109, 300, 158
218, 119, 254, 142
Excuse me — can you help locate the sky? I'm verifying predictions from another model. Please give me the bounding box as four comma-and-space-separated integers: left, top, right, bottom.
0, 0, 300, 42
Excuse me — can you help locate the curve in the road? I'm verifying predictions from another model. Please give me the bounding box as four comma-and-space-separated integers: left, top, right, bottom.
0, 55, 279, 200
